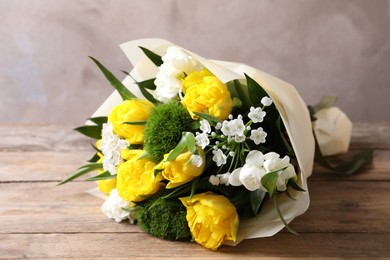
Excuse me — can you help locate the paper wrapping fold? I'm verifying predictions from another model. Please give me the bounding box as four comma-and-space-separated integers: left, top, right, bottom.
91, 38, 315, 244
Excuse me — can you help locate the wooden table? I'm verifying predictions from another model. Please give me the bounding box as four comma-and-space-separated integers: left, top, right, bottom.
1, 123, 389, 259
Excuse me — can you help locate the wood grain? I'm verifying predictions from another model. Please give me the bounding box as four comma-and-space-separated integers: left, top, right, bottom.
0, 122, 389, 259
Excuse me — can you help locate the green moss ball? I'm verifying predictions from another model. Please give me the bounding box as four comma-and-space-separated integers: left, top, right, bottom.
137, 199, 191, 241
144, 101, 193, 162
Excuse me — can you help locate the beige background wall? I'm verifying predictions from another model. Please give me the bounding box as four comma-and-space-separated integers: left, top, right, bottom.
1, 0, 389, 123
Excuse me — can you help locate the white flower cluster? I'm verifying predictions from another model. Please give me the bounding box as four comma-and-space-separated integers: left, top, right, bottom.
100, 122, 129, 175
228, 151, 296, 192
101, 188, 131, 223
154, 46, 202, 103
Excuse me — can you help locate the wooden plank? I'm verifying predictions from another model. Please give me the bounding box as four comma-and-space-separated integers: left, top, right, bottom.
0, 233, 388, 259
0, 149, 388, 182
0, 122, 389, 152
0, 181, 388, 234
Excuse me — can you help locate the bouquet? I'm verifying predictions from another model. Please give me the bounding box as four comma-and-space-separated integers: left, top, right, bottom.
60, 38, 370, 250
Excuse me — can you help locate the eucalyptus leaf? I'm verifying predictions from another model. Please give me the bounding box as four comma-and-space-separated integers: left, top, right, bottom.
74, 125, 102, 139
84, 171, 116, 181
58, 163, 103, 185
89, 56, 136, 100
139, 46, 163, 67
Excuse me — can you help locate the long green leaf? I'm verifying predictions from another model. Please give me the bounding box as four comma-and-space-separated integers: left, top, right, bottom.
273, 196, 299, 236
89, 56, 136, 100
85, 171, 116, 181
122, 121, 147, 125
232, 79, 251, 111
139, 46, 163, 67
74, 125, 102, 139
87, 116, 108, 126
250, 189, 266, 215
166, 133, 188, 161
276, 116, 295, 156
193, 112, 222, 123
58, 163, 103, 185
184, 132, 196, 154
245, 73, 268, 106
87, 153, 100, 163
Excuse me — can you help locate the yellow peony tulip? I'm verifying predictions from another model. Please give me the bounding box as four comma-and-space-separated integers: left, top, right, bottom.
98, 178, 117, 195
155, 148, 205, 189
108, 99, 154, 144
181, 69, 233, 120
116, 150, 164, 202
179, 192, 239, 250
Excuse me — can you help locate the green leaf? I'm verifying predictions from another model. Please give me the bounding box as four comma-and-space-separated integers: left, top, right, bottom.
189, 176, 200, 199
276, 116, 295, 156
193, 112, 222, 123
312, 96, 337, 114
166, 133, 188, 161
58, 163, 103, 185
184, 132, 196, 154
230, 80, 251, 111
137, 83, 159, 104
139, 46, 163, 67
85, 171, 116, 181
87, 116, 108, 126
87, 153, 100, 163
313, 131, 373, 175
138, 150, 158, 163
287, 179, 306, 192
261, 167, 287, 198
74, 125, 102, 139
245, 73, 268, 106
250, 189, 266, 215
136, 78, 157, 90
89, 56, 136, 100
273, 196, 299, 236
122, 121, 147, 125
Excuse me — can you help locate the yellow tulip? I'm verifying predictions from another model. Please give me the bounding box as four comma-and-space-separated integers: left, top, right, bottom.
155, 148, 205, 189
180, 192, 239, 250
108, 99, 154, 144
98, 178, 117, 195
116, 150, 164, 202
181, 69, 233, 120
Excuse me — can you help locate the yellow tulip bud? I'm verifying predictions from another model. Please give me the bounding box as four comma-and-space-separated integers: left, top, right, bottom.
108, 99, 154, 144
180, 192, 239, 250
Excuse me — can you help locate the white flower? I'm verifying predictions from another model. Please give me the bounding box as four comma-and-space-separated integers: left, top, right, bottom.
248, 106, 266, 123
153, 71, 182, 103
239, 164, 267, 191
100, 122, 129, 175
209, 175, 220, 186
199, 119, 211, 134
230, 118, 246, 136
245, 150, 265, 168
263, 152, 296, 191
221, 120, 234, 136
195, 132, 210, 149
218, 172, 231, 186
250, 127, 267, 145
189, 154, 203, 167
212, 149, 227, 166
234, 135, 246, 143
229, 167, 243, 186
101, 189, 131, 223
161, 46, 201, 76
261, 96, 273, 106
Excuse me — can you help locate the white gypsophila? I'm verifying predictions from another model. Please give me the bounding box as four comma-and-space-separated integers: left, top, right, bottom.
261, 96, 273, 106
248, 106, 266, 123
212, 149, 227, 166
100, 122, 129, 175
263, 152, 296, 191
101, 189, 131, 223
209, 175, 220, 186
200, 119, 212, 134
221, 120, 234, 136
195, 132, 210, 149
189, 154, 203, 167
250, 127, 267, 145
230, 117, 246, 136
153, 71, 182, 103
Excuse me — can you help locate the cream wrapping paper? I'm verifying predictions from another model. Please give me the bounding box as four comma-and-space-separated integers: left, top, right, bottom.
91, 38, 315, 245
